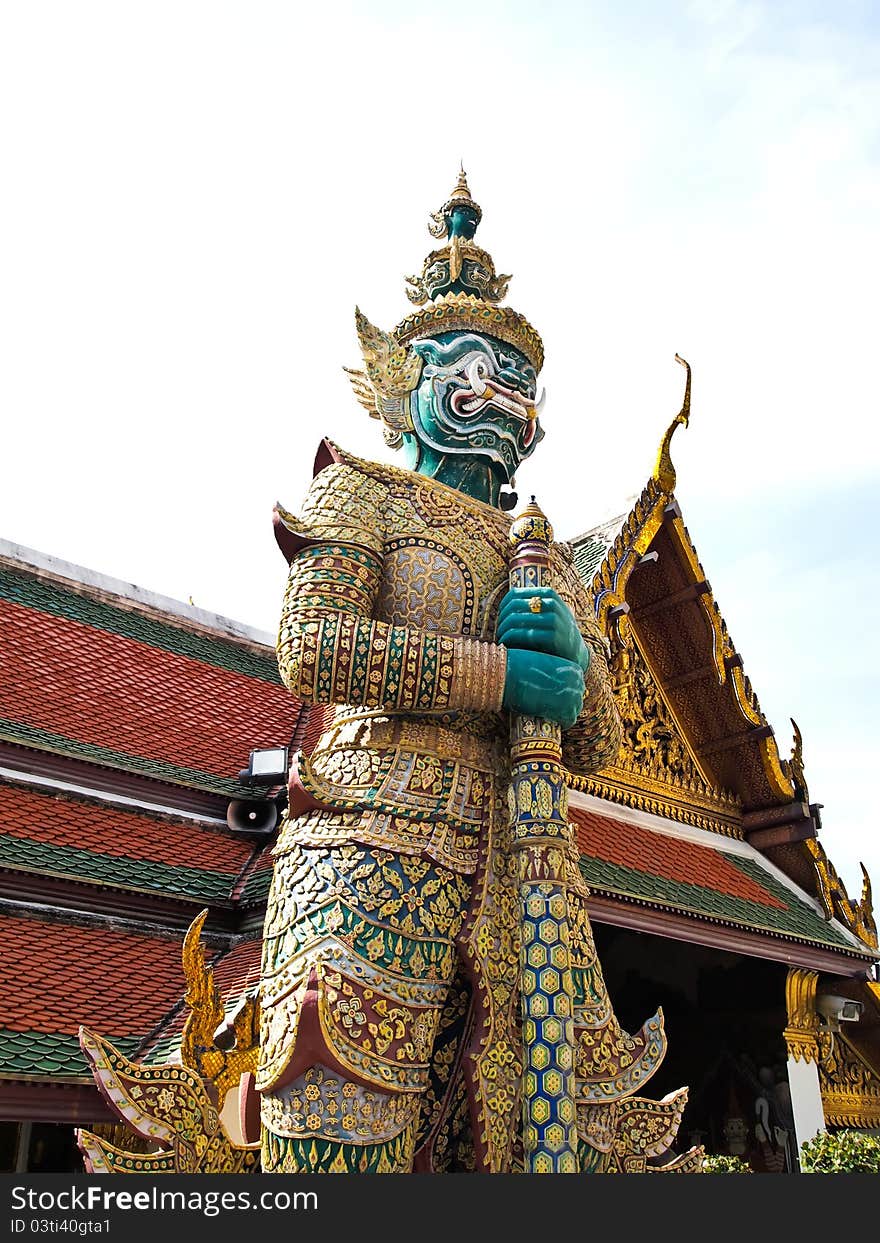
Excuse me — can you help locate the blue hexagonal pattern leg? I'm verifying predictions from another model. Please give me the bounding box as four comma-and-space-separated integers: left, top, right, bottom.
518, 879, 578, 1172
508, 500, 579, 1173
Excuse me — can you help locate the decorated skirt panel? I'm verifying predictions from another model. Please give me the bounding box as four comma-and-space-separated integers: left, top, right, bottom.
262, 1125, 417, 1174
258, 840, 470, 1097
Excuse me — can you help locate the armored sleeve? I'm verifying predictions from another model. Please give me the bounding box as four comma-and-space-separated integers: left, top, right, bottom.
553, 552, 623, 777
274, 460, 507, 714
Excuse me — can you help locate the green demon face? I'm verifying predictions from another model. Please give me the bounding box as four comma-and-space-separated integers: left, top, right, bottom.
407, 331, 545, 486
447, 204, 479, 240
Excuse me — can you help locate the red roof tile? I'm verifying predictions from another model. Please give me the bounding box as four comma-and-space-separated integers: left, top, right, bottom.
0, 914, 186, 1039
570, 807, 786, 910
210, 938, 262, 998
299, 704, 332, 757
0, 597, 299, 780
0, 783, 253, 874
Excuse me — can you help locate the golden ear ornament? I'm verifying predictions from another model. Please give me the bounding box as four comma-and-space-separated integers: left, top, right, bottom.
344, 308, 421, 447
354, 307, 422, 398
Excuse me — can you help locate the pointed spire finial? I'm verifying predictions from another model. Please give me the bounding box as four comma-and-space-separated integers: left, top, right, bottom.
452, 163, 472, 201
653, 354, 692, 494
788, 717, 809, 801
428, 167, 483, 240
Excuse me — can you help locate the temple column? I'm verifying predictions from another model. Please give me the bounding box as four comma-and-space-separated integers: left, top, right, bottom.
783, 968, 825, 1166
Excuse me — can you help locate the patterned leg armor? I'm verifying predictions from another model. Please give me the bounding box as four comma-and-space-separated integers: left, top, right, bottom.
257, 832, 472, 1173
261, 1069, 420, 1173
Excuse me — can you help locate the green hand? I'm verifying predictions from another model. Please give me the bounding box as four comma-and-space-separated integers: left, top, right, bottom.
497, 587, 590, 671
502, 648, 585, 729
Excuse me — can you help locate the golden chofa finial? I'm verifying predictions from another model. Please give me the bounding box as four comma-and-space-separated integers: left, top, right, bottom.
788, 717, 809, 802
653, 354, 691, 494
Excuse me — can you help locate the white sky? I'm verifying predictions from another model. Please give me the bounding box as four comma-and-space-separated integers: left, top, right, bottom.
2, 1, 878, 899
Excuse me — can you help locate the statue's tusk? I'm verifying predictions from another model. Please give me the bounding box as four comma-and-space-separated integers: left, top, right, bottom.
466, 357, 489, 396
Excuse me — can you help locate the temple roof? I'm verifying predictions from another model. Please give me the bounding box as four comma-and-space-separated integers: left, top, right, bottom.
570, 802, 872, 964
564, 365, 876, 957
0, 911, 186, 1079
0, 544, 333, 1117
0, 468, 875, 1125
569, 507, 634, 583
0, 545, 299, 800
0, 782, 255, 905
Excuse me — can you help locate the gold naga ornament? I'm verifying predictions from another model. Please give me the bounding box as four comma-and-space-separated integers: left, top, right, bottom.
76, 912, 260, 1174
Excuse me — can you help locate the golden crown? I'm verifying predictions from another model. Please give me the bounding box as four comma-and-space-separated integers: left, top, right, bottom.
394, 291, 544, 373
396, 170, 544, 372
347, 172, 545, 440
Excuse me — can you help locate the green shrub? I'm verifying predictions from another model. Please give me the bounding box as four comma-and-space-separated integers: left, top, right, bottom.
700, 1153, 753, 1173
800, 1129, 880, 1173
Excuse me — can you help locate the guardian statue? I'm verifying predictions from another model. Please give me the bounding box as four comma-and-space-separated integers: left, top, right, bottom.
257, 172, 693, 1174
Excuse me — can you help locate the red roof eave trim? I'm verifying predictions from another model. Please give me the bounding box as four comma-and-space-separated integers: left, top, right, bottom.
586, 892, 875, 975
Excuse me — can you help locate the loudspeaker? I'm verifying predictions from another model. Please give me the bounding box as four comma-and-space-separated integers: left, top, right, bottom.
226, 798, 279, 835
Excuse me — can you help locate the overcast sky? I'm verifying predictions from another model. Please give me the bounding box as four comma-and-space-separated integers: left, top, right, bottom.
2, 1, 878, 899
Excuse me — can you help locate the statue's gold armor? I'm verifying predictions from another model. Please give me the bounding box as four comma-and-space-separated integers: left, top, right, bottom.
257, 447, 664, 1173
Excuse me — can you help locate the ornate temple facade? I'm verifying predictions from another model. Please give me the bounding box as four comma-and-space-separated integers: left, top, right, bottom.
1, 177, 878, 1173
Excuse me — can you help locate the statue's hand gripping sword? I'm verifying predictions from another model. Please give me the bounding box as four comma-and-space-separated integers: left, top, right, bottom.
507, 499, 579, 1174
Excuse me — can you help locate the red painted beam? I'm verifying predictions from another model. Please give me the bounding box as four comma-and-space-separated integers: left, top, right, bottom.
0, 1079, 115, 1125
586, 893, 875, 975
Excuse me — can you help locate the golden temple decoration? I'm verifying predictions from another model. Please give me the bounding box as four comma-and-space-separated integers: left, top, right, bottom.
76, 912, 260, 1174
394, 291, 543, 371
652, 354, 691, 494
785, 718, 809, 802
783, 968, 820, 1064
428, 166, 481, 236
591, 477, 666, 635
569, 772, 743, 837
579, 1088, 704, 1173
398, 169, 538, 363
586, 361, 798, 812
610, 631, 714, 791
660, 516, 794, 806
76, 1027, 258, 1174
818, 1029, 880, 1129
84, 1123, 153, 1157
805, 839, 877, 950
568, 624, 743, 838
180, 910, 260, 1109
353, 307, 423, 399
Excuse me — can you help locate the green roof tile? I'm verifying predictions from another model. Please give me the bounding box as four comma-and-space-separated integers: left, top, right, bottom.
240, 865, 272, 904
0, 834, 236, 901
0, 719, 255, 797
579, 850, 857, 951
0, 567, 281, 684
726, 855, 856, 946
0, 1029, 140, 1077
